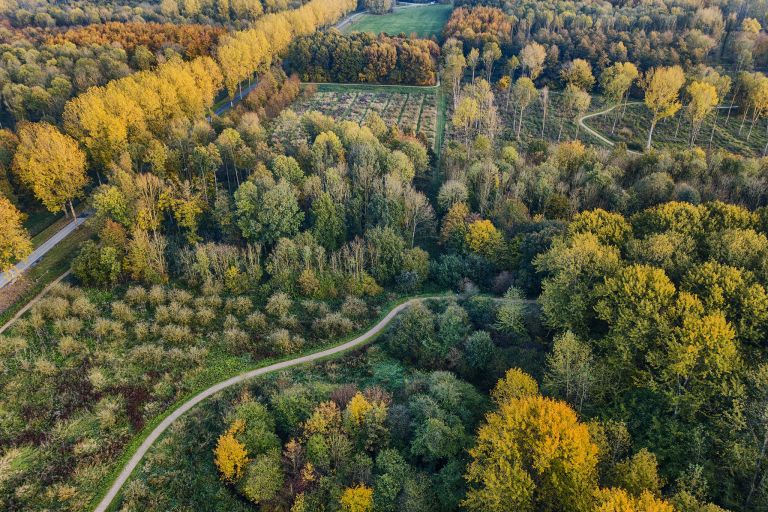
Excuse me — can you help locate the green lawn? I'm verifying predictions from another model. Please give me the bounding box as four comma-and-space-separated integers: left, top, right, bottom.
343, 3, 452, 38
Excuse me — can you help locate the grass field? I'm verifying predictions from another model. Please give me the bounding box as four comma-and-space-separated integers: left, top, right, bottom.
342, 3, 452, 38
584, 101, 768, 155
295, 83, 445, 151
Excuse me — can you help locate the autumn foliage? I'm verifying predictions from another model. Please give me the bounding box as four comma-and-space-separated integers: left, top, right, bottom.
44, 22, 225, 58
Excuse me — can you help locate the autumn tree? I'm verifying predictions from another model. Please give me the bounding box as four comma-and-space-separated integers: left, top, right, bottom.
482, 41, 502, 82
463, 376, 599, 512
600, 62, 639, 133
561, 59, 595, 91
13, 122, 88, 220
512, 77, 537, 140
641, 66, 686, 149
340, 485, 374, 512
0, 195, 32, 272
520, 42, 546, 80
686, 81, 719, 146
214, 419, 250, 483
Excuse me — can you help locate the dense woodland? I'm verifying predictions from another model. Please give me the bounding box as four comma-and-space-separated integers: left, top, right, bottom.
4, 0, 768, 511
285, 31, 440, 86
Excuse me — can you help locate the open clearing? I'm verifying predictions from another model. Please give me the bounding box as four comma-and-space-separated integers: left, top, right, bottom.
341, 3, 452, 38
294, 83, 444, 150
584, 101, 768, 156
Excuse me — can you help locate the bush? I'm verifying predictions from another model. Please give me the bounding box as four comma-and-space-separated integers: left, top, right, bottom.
313, 313, 354, 339
341, 296, 368, 322
266, 292, 292, 318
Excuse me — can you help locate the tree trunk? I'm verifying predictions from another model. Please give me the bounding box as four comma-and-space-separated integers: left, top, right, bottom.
647, 118, 657, 149
558, 117, 565, 142
69, 201, 77, 223
709, 111, 718, 149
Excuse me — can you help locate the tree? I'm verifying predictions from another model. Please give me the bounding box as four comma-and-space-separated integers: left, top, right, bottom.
560, 84, 592, 141
595, 488, 674, 512
467, 48, 480, 83
561, 59, 595, 91
600, 62, 639, 133
466, 219, 503, 261
463, 388, 598, 512
214, 419, 250, 483
520, 42, 546, 80
482, 42, 502, 82
12, 122, 88, 220
235, 179, 304, 245
641, 66, 686, 149
495, 286, 528, 340
512, 77, 538, 140
311, 192, 345, 251
686, 81, 719, 146
0, 195, 32, 272
544, 331, 594, 412
340, 485, 374, 512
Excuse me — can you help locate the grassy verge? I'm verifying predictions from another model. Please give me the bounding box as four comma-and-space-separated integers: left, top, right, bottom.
94, 291, 453, 511
341, 3, 452, 38
0, 223, 93, 327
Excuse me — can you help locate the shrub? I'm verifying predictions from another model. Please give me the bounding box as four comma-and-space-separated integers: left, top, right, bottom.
226, 296, 253, 317
148, 285, 166, 306
268, 329, 304, 354
124, 286, 148, 307
223, 327, 251, 353
313, 313, 354, 339
245, 312, 268, 334
70, 296, 97, 319
266, 292, 292, 318
54, 317, 83, 337
160, 324, 193, 345
195, 307, 217, 328
341, 296, 368, 322
37, 297, 69, 320
110, 301, 135, 324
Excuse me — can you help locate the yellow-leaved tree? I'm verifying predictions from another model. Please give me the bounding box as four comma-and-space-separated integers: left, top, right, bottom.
0, 194, 32, 271
12, 122, 88, 221
641, 66, 686, 149
463, 371, 599, 512
214, 419, 250, 483
339, 485, 374, 512
594, 487, 675, 512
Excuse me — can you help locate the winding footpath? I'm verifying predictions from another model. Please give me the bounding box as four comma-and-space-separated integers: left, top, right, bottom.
578, 102, 642, 155
94, 296, 435, 512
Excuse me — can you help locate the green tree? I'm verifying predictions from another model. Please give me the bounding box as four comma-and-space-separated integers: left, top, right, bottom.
235, 179, 304, 245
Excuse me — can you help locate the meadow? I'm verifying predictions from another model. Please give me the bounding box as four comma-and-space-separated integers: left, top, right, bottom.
342, 3, 452, 38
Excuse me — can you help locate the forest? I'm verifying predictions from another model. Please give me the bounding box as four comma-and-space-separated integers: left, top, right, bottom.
3, 0, 768, 511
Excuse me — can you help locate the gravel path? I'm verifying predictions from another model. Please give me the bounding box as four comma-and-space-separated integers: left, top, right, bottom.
93, 296, 438, 512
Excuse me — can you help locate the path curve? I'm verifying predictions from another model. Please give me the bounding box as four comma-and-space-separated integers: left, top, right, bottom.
94, 295, 451, 512
578, 102, 641, 155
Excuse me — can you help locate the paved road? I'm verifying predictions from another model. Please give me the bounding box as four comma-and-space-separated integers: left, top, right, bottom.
93, 296, 443, 512
0, 215, 87, 289
0, 270, 71, 335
